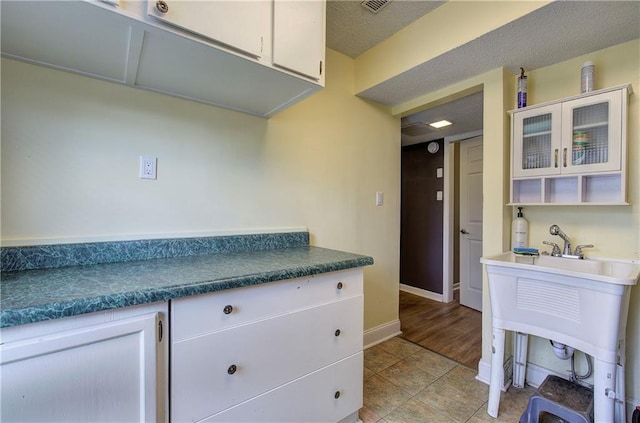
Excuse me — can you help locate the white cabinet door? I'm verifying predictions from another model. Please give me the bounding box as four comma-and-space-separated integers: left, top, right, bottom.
1, 312, 164, 423
512, 103, 563, 178
273, 0, 326, 80
146, 0, 270, 58
561, 90, 623, 174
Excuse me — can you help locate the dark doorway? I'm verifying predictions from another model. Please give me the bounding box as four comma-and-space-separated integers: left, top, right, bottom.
400, 140, 444, 293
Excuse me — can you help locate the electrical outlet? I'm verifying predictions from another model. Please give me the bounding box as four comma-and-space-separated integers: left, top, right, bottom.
139, 156, 157, 180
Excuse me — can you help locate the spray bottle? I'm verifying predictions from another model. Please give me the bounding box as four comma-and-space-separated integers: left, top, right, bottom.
517, 67, 527, 108
511, 207, 529, 249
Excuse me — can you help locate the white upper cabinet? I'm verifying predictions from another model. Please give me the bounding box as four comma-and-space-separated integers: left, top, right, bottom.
146, 0, 270, 58
0, 0, 326, 118
273, 0, 326, 80
510, 85, 630, 205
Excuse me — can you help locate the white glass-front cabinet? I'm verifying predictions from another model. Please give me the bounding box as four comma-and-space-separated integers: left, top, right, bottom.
510, 85, 630, 205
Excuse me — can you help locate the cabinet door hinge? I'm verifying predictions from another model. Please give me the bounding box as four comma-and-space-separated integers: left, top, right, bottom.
157, 320, 164, 343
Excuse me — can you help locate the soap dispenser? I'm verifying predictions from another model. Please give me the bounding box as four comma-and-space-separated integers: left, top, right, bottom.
511, 207, 529, 249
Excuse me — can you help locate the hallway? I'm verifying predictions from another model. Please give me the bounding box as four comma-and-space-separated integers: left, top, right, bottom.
398, 290, 482, 369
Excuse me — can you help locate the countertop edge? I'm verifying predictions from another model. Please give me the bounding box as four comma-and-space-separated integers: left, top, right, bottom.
0, 255, 373, 329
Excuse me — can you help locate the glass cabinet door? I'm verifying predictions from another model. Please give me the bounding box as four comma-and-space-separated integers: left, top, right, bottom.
512, 104, 562, 177
562, 90, 622, 174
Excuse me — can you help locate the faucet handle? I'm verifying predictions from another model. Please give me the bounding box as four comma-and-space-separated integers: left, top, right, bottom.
543, 241, 561, 256
574, 244, 594, 256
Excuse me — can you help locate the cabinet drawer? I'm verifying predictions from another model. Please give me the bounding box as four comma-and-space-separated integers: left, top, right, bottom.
203, 352, 363, 423
171, 296, 363, 422
172, 268, 363, 342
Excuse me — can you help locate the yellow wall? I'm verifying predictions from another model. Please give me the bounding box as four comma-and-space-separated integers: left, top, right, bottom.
0, 50, 401, 331
394, 39, 640, 404
520, 40, 640, 397
354, 0, 550, 94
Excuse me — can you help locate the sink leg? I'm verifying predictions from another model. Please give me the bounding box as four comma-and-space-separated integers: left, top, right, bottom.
488, 327, 505, 418
593, 357, 616, 423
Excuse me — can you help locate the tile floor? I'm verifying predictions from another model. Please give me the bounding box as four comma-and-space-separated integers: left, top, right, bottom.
360, 336, 536, 422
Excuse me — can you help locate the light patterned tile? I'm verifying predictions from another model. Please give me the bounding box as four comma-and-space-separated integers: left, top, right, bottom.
381, 396, 471, 423
470, 385, 536, 422
364, 344, 402, 374
376, 337, 422, 359
359, 405, 383, 423
402, 347, 458, 378
362, 374, 413, 419
433, 365, 490, 404
364, 366, 376, 380
377, 359, 439, 395
412, 382, 483, 422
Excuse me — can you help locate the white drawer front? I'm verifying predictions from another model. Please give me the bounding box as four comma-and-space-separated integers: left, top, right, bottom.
171, 296, 363, 422
172, 268, 363, 342
203, 352, 363, 423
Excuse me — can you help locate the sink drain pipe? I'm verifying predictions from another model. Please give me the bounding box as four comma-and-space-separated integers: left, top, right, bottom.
549, 340, 593, 382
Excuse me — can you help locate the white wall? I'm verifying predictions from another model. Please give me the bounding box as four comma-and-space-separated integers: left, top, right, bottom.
0, 49, 401, 331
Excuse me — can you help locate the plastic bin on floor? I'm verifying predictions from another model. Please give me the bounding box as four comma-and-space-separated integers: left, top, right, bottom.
520, 375, 594, 423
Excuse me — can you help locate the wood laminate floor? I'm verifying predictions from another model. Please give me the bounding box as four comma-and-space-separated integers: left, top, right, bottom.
398, 290, 482, 369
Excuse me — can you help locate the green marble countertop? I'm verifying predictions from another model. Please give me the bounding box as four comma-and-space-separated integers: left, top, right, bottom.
1, 246, 373, 328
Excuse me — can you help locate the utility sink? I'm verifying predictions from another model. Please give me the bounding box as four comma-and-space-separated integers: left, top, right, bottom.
482, 252, 640, 285
481, 252, 639, 422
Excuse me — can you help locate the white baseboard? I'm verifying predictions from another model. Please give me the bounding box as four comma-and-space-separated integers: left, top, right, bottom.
399, 284, 443, 302
476, 358, 512, 392
363, 319, 402, 350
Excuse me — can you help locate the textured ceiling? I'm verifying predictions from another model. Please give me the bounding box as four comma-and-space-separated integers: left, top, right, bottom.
325, 1, 640, 146
326, 0, 444, 58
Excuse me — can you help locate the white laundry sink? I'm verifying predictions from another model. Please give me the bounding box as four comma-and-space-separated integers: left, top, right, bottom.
481, 252, 639, 423
481, 252, 640, 285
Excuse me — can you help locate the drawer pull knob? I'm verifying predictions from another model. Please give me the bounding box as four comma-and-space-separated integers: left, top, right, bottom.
227, 364, 237, 375
335, 329, 341, 337
223, 305, 233, 315
334, 390, 341, 399
337, 282, 343, 290
156, 0, 169, 13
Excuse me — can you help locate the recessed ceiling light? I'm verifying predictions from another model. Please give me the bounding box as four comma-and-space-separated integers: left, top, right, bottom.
429, 120, 452, 129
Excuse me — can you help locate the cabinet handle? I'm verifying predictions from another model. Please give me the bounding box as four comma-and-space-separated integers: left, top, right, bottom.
554, 149, 558, 168
223, 305, 233, 315
227, 364, 237, 375
156, 0, 169, 13
334, 390, 341, 399
335, 329, 341, 337
337, 282, 343, 290
563, 148, 567, 167
158, 320, 163, 342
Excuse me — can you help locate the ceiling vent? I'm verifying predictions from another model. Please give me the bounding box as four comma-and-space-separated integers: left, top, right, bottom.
361, 0, 391, 14
401, 122, 432, 137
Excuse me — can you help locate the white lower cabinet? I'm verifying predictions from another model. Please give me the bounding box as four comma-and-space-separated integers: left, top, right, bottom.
170, 269, 365, 423
0, 302, 168, 423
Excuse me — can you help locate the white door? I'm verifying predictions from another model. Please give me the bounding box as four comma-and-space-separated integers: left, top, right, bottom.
459, 137, 483, 311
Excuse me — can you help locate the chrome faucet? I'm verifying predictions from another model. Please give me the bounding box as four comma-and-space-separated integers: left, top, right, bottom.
549, 225, 572, 255
546, 224, 594, 259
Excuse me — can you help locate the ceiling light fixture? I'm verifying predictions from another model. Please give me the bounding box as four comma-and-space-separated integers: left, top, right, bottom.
429, 120, 452, 129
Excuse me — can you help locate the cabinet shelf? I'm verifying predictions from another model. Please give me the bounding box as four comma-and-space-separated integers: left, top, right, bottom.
523, 130, 552, 138
573, 122, 609, 131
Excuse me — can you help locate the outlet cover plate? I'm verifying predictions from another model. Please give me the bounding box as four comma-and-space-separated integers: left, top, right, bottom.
140, 156, 157, 180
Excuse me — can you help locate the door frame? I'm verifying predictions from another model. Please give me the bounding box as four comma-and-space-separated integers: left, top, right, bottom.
442, 129, 483, 303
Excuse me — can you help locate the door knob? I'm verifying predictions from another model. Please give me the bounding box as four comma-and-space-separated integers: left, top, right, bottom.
460, 229, 469, 234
